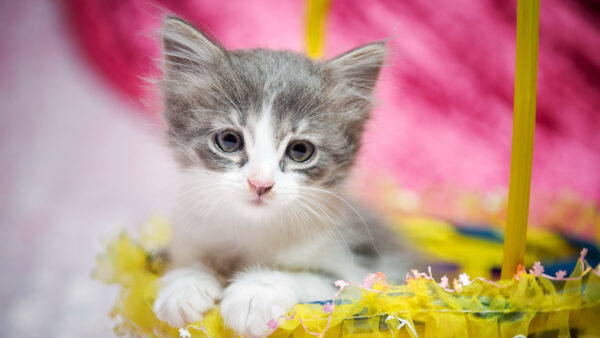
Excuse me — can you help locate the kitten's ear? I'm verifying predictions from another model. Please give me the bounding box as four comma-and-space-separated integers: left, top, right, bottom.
161, 17, 225, 73
325, 42, 387, 95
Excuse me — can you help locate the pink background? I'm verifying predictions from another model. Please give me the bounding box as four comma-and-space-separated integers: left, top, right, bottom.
1, 0, 598, 335
62, 0, 600, 202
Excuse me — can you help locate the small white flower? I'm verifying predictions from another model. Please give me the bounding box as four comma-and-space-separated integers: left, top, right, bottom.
458, 273, 472, 286
179, 328, 192, 338
334, 280, 348, 288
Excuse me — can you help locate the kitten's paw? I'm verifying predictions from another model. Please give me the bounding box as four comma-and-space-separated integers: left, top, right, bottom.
220, 275, 298, 337
153, 268, 223, 328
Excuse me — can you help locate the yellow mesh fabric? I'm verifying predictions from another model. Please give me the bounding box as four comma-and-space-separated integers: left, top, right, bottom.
94, 219, 600, 337
397, 216, 580, 280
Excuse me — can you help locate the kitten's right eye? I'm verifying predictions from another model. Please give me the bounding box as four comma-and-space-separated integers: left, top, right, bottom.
286, 140, 315, 163
215, 130, 243, 152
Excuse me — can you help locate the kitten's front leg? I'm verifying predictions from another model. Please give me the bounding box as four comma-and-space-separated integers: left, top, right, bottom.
220, 268, 336, 337
153, 266, 223, 328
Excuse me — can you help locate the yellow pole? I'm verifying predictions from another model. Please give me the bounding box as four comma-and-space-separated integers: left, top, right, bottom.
500, 0, 541, 280
305, 0, 331, 59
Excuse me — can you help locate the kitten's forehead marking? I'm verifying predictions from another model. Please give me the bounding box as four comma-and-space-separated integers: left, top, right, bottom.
247, 101, 280, 178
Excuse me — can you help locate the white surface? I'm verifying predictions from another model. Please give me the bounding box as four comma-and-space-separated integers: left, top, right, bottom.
0, 1, 178, 336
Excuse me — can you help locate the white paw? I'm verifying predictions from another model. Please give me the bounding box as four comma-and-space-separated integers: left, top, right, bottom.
220, 275, 298, 337
153, 268, 223, 328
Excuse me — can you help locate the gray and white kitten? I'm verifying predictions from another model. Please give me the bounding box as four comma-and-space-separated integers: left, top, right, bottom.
153, 17, 409, 336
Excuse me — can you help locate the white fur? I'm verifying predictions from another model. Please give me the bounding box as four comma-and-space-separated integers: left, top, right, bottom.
153, 267, 223, 327
155, 101, 372, 334
220, 270, 297, 337
220, 268, 339, 336
245, 109, 279, 185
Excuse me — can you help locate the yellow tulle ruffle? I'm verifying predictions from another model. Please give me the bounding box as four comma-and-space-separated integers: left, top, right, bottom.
94, 218, 600, 337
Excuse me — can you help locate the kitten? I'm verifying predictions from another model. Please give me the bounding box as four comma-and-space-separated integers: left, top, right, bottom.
153, 17, 409, 337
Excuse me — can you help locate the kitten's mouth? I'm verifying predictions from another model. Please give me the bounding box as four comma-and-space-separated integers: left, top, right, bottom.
249, 197, 265, 206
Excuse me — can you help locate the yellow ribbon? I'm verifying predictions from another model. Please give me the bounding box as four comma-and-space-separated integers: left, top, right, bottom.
305, 0, 331, 59
501, 0, 541, 279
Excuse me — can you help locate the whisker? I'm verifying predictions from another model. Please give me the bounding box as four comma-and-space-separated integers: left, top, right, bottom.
298, 186, 383, 258
295, 196, 354, 259
174, 193, 228, 237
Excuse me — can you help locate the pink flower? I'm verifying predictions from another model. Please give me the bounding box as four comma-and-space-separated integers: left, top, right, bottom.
267, 319, 279, 330
439, 276, 449, 289
322, 302, 334, 314
530, 261, 544, 277
362, 276, 374, 289
555, 270, 567, 279
334, 280, 348, 289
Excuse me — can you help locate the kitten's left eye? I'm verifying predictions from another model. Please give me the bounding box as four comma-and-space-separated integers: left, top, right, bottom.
286, 140, 315, 163
215, 130, 243, 152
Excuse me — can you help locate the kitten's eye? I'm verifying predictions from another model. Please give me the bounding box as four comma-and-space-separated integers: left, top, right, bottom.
215, 130, 243, 152
286, 140, 315, 163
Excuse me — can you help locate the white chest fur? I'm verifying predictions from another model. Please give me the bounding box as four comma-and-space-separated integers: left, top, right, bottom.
168, 196, 367, 282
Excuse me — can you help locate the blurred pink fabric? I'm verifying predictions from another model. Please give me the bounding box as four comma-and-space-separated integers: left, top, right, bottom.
62, 0, 600, 204
0, 0, 598, 336
1, 0, 177, 335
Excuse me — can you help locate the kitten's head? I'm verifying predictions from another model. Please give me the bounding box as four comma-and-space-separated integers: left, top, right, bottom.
161, 17, 385, 218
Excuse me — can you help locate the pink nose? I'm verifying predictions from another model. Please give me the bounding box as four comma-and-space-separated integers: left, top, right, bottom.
248, 178, 274, 196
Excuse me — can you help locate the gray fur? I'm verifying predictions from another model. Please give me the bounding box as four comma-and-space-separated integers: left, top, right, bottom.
161, 17, 386, 187
154, 18, 421, 333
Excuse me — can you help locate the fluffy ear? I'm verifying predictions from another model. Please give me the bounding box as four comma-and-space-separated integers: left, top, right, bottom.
325, 42, 387, 95
161, 17, 225, 74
